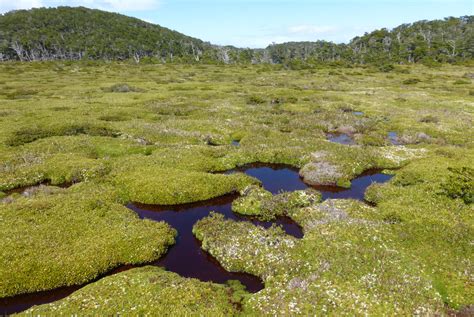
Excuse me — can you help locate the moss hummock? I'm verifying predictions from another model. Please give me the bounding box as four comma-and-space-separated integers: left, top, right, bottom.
0, 183, 176, 298
19, 266, 245, 316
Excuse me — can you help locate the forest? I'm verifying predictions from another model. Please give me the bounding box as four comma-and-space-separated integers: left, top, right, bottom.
0, 7, 472, 65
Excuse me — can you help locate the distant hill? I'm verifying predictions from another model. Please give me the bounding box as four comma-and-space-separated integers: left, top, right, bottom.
0, 7, 472, 64
265, 16, 473, 65
0, 7, 217, 62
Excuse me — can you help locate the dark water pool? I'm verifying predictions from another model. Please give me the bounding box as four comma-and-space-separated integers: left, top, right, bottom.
1, 164, 393, 314
327, 133, 355, 145
314, 170, 393, 201
388, 131, 400, 145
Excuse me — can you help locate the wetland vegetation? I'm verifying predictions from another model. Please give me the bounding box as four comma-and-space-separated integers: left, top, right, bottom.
0, 60, 472, 315
0, 7, 472, 316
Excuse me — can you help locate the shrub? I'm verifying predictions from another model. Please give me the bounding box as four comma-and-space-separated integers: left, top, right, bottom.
402, 78, 421, 85
99, 114, 128, 122
358, 133, 386, 146
394, 68, 410, 74
378, 64, 395, 72
364, 183, 385, 204
383, 212, 403, 224
6, 124, 117, 146
419, 115, 439, 123
5, 88, 39, 100
393, 170, 424, 187
337, 104, 354, 113
421, 58, 442, 68
246, 95, 266, 105
440, 167, 473, 204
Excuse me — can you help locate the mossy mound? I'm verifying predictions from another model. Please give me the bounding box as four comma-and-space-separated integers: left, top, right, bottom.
361, 148, 474, 307
5, 123, 117, 146
114, 166, 256, 205
194, 203, 444, 315
20, 266, 244, 316
0, 183, 176, 298
232, 185, 273, 219
232, 186, 321, 221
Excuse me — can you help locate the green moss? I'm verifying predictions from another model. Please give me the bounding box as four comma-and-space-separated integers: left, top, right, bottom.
5, 123, 117, 146
247, 95, 266, 105
402, 78, 421, 84
232, 185, 273, 219
363, 150, 474, 307
232, 186, 322, 221
194, 204, 444, 315
0, 62, 472, 313
114, 166, 256, 205
439, 167, 473, 204
20, 266, 243, 316
0, 153, 111, 191
0, 183, 176, 297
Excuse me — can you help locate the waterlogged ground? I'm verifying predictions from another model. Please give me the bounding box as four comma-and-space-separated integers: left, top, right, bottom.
0, 62, 472, 315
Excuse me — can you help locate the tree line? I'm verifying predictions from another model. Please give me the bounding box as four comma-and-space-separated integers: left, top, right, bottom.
0, 7, 472, 65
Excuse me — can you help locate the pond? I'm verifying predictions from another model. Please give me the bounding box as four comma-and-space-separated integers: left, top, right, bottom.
1, 164, 393, 314
326, 133, 355, 145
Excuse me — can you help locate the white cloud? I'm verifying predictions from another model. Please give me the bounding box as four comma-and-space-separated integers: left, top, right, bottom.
65, 0, 161, 11
0, 0, 161, 13
0, 0, 43, 13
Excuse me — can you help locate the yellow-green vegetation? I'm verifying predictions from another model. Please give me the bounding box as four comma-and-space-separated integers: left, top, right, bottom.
194, 203, 445, 315
232, 186, 321, 220
364, 147, 474, 308
0, 183, 176, 298
113, 164, 255, 205
20, 266, 245, 316
0, 61, 472, 314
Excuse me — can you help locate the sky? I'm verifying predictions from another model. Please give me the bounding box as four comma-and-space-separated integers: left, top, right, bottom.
0, 0, 472, 48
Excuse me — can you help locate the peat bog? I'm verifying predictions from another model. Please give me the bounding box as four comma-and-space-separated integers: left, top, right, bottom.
1, 164, 392, 314
1, 59, 472, 315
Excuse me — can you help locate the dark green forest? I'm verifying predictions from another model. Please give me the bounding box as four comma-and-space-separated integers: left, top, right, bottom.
0, 7, 472, 64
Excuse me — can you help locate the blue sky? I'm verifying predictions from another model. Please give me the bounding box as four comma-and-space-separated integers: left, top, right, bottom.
0, 0, 472, 48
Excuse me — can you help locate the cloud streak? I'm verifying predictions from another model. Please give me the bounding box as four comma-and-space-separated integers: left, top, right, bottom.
0, 0, 161, 13
0, 0, 43, 13
65, 0, 161, 11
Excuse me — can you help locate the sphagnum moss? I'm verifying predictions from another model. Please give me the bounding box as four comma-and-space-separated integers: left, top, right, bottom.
19, 266, 244, 316
0, 183, 176, 298
0, 62, 472, 314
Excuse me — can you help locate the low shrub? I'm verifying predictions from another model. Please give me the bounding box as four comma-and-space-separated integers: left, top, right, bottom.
453, 79, 470, 85
402, 78, 421, 85
378, 64, 395, 72
6, 124, 117, 146
247, 95, 266, 105
439, 167, 473, 204
419, 115, 439, 123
